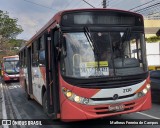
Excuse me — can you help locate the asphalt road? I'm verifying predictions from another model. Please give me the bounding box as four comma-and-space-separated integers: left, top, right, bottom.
0, 80, 160, 128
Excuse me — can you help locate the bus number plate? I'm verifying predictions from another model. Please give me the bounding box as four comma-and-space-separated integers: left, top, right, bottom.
108, 104, 124, 111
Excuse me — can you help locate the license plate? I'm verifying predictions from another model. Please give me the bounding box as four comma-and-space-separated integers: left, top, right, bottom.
108, 104, 124, 111
13, 78, 18, 80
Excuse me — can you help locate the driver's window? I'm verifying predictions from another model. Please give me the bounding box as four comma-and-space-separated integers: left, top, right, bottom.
130, 34, 142, 61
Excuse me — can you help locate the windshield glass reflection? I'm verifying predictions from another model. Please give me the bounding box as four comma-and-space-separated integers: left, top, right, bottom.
60, 32, 146, 78
4, 60, 19, 73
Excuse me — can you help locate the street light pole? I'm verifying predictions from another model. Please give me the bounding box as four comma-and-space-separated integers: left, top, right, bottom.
102, 0, 109, 8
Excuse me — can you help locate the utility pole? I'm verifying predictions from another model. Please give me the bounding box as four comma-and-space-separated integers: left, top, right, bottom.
102, 0, 109, 8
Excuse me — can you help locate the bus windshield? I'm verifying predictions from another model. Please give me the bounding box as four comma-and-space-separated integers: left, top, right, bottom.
4, 60, 19, 73
60, 31, 147, 78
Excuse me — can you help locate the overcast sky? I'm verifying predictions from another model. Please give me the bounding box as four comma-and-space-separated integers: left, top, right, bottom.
0, 0, 150, 40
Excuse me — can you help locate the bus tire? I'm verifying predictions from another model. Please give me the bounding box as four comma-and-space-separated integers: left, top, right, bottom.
25, 82, 31, 100
4, 80, 8, 83
26, 92, 31, 100
42, 92, 48, 115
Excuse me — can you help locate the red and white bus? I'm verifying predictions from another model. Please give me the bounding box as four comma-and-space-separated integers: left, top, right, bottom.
19, 8, 151, 121
1, 55, 20, 82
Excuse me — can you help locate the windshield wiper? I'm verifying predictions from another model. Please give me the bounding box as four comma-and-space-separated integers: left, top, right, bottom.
119, 28, 131, 57
120, 28, 131, 67
84, 26, 100, 68
121, 28, 131, 47
84, 27, 99, 53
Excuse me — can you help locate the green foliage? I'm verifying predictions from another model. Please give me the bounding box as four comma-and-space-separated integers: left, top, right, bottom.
8, 39, 24, 47
0, 10, 24, 57
145, 36, 160, 43
0, 10, 23, 39
1, 39, 26, 56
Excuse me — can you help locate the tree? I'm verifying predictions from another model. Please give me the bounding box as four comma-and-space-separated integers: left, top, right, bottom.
145, 36, 160, 43
0, 10, 23, 56
0, 10, 23, 39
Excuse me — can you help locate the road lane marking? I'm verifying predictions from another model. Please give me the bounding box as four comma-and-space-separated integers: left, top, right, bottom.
0, 83, 9, 128
137, 112, 160, 119
8, 84, 21, 90
6, 85, 22, 119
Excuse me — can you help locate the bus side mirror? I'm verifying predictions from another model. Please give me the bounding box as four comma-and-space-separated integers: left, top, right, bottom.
156, 29, 160, 36
39, 50, 45, 60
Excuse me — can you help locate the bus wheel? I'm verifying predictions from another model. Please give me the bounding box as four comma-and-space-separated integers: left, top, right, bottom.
25, 83, 31, 100
42, 92, 48, 115
26, 91, 31, 100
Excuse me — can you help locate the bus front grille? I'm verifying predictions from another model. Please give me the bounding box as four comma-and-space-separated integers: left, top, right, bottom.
78, 78, 144, 89
91, 94, 135, 101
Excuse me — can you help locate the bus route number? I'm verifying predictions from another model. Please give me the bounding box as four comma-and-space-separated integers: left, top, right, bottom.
80, 67, 109, 76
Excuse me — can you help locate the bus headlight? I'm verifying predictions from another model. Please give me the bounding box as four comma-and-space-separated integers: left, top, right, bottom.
62, 87, 89, 105
142, 88, 148, 94
146, 84, 151, 89
74, 96, 81, 103
137, 84, 150, 98
66, 91, 72, 98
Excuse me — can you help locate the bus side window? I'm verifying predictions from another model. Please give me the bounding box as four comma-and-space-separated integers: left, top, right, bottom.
24, 49, 27, 67
39, 35, 45, 66
20, 51, 24, 67
19, 52, 22, 67
32, 41, 39, 66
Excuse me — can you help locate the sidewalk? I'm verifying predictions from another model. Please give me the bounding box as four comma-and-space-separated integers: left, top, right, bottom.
0, 78, 3, 119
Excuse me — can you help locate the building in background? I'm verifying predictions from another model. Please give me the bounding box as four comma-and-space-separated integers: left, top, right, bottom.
146, 43, 160, 70
144, 20, 160, 70
144, 20, 160, 38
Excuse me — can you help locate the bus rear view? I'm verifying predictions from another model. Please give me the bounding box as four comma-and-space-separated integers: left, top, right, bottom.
1, 55, 20, 82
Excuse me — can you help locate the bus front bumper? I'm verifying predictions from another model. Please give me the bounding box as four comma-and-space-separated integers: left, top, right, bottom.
3, 74, 20, 81
60, 91, 151, 122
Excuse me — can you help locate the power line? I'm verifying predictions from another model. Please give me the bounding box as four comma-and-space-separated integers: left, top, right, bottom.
63, 0, 75, 10
129, 0, 158, 11
22, 0, 160, 20
135, 3, 160, 13
82, 0, 100, 8
132, 1, 160, 20
23, 0, 58, 11
75, 2, 86, 9
64, 0, 85, 10
142, 6, 160, 14
65, 0, 82, 9
82, 0, 95, 8
108, 0, 124, 8
107, 0, 120, 6
148, 11, 160, 16
95, 2, 103, 8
